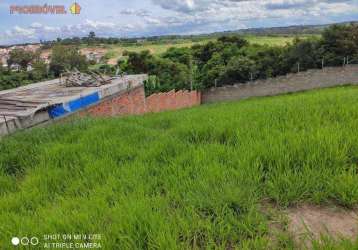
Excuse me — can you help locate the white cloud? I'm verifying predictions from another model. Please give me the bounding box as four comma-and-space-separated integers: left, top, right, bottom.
0, 0, 357, 44
144, 17, 162, 25
12, 26, 35, 37
120, 9, 151, 17
30, 23, 43, 29
82, 19, 116, 29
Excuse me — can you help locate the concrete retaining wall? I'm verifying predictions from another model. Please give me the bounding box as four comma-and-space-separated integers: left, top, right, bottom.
202, 65, 358, 103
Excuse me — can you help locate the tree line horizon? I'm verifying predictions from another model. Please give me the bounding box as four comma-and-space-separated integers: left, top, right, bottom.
0, 23, 357, 95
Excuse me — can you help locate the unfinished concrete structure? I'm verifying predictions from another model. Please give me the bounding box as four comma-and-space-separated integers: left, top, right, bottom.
0, 74, 201, 137
0, 75, 147, 137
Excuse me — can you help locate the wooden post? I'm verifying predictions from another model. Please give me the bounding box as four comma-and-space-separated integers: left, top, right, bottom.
189, 56, 193, 91
297, 62, 300, 73
250, 72, 253, 81
321, 58, 324, 69
214, 79, 218, 88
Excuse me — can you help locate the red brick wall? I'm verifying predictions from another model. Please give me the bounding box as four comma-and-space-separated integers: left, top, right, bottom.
80, 86, 201, 117
146, 89, 201, 113
82, 86, 146, 117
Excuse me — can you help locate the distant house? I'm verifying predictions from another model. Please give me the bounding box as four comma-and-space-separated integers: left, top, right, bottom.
9, 44, 41, 53
86, 52, 104, 63
0, 55, 9, 68
40, 51, 51, 65
10, 63, 20, 71
107, 58, 118, 66
26, 44, 41, 52
81, 48, 106, 64
136, 39, 146, 43
27, 63, 33, 72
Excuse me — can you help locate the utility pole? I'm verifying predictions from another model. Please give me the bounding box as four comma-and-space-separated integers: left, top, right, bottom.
297, 62, 300, 73
214, 79, 218, 88
250, 72, 253, 81
321, 58, 324, 69
343, 57, 346, 67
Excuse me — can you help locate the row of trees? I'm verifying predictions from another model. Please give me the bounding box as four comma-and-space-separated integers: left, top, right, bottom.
1, 24, 357, 93
0, 46, 88, 90
120, 23, 358, 93
40, 32, 203, 48
0, 49, 48, 90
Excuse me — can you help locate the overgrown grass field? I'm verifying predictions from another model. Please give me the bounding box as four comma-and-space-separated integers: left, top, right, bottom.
0, 86, 358, 249
102, 35, 315, 60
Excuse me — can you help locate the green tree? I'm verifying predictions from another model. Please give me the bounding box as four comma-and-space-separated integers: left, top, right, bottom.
192, 36, 248, 70
49, 45, 88, 76
8, 49, 35, 70
31, 58, 48, 81
321, 23, 358, 65
322, 24, 358, 56
123, 50, 191, 94
217, 35, 248, 48
246, 45, 286, 78
162, 47, 191, 65
219, 56, 257, 85
192, 41, 224, 70
200, 52, 226, 88
283, 38, 320, 72
149, 57, 190, 91
124, 50, 153, 74
88, 31, 96, 45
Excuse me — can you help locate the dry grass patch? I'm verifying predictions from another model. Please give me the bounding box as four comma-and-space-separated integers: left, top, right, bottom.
287, 205, 358, 248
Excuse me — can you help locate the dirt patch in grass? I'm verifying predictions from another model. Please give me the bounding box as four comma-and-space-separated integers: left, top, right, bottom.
287, 205, 358, 247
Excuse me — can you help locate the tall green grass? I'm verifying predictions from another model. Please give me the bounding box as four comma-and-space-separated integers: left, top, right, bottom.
0, 86, 358, 249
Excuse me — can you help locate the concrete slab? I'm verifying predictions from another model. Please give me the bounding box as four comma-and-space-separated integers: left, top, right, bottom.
0, 74, 148, 137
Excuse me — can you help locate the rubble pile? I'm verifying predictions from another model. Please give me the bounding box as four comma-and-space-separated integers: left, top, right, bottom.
62, 69, 112, 87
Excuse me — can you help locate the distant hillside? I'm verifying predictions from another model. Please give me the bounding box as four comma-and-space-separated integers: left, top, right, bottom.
213, 21, 358, 36
140, 20, 358, 42
1, 20, 357, 48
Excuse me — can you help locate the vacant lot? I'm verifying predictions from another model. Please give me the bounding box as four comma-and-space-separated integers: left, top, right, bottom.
100, 35, 315, 61
0, 86, 357, 249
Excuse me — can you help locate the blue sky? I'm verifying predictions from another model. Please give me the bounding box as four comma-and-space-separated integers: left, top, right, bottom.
0, 0, 357, 45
